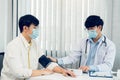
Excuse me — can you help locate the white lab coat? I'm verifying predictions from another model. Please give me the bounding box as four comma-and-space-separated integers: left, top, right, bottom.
60, 36, 116, 72
1, 34, 58, 80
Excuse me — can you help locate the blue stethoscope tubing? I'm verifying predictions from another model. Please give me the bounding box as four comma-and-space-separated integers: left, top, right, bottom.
85, 36, 107, 54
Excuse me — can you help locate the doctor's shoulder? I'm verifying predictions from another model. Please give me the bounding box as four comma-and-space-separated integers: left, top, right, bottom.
106, 37, 116, 48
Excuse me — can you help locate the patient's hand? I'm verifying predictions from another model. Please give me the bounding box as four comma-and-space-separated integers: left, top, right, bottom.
62, 69, 76, 77
52, 66, 76, 77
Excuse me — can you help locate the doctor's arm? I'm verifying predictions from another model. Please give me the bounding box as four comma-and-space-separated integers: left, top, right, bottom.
48, 41, 83, 65
47, 50, 81, 65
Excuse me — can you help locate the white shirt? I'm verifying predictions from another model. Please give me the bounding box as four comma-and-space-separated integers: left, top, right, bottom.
1, 34, 58, 80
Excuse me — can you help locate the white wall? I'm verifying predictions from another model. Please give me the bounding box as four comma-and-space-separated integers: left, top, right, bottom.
112, 0, 120, 71
0, 0, 13, 52
0, 0, 5, 52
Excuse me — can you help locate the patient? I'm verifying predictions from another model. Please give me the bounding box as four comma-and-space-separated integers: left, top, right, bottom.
1, 14, 75, 80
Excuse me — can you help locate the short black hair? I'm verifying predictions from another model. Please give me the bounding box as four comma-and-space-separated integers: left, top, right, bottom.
19, 14, 39, 33
84, 15, 104, 30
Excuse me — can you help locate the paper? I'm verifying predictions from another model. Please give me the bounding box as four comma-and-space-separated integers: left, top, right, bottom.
69, 69, 83, 76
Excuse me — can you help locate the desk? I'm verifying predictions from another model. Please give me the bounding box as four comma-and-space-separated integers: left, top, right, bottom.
28, 73, 113, 80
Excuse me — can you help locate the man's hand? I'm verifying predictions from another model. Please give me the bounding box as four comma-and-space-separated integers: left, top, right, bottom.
79, 66, 90, 72
61, 69, 76, 77
52, 66, 76, 77
47, 56, 57, 62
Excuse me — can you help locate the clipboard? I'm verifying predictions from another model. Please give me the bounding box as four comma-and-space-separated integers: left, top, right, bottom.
89, 71, 113, 78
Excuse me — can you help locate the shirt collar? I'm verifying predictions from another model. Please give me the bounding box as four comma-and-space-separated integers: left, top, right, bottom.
20, 34, 32, 48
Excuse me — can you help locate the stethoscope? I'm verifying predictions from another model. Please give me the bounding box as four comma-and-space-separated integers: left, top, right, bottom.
85, 36, 107, 54
79, 36, 107, 66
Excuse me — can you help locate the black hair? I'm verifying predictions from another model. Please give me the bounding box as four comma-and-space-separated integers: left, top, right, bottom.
19, 14, 39, 33
84, 15, 104, 30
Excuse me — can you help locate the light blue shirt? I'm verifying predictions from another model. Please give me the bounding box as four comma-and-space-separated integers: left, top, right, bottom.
86, 35, 104, 71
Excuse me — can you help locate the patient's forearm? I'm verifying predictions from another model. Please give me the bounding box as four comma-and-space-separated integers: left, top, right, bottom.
31, 69, 53, 77
52, 66, 64, 73
31, 70, 42, 77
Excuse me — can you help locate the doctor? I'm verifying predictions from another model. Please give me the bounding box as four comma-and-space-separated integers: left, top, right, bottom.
1, 14, 75, 80
48, 15, 116, 72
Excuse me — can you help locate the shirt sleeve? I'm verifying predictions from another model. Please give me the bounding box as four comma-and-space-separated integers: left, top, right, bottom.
89, 65, 99, 72
57, 58, 64, 65
46, 62, 59, 70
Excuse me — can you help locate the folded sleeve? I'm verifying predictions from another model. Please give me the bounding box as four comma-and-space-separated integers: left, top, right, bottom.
46, 62, 59, 70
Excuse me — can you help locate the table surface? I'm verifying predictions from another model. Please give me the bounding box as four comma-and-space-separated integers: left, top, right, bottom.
28, 73, 113, 80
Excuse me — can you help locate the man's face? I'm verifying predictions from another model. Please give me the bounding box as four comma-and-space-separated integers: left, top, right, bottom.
87, 26, 102, 39
87, 26, 102, 35
23, 24, 37, 37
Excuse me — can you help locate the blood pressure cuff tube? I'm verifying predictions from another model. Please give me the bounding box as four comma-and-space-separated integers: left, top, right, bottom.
39, 55, 59, 70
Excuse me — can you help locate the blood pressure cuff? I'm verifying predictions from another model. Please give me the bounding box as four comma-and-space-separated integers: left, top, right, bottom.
39, 55, 58, 70
39, 55, 52, 68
